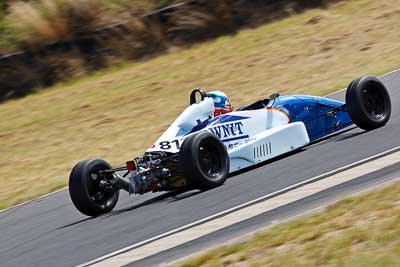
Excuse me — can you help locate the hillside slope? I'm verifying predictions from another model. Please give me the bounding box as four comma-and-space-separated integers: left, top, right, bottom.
1, 0, 400, 209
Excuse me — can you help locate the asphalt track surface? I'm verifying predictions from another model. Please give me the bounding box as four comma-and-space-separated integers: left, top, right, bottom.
1, 71, 399, 267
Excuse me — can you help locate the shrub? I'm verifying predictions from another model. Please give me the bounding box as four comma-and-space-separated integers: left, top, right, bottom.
6, 0, 101, 49
96, 17, 166, 60
167, 0, 236, 44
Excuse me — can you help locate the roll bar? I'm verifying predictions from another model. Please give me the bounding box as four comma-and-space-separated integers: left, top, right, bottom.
190, 88, 207, 105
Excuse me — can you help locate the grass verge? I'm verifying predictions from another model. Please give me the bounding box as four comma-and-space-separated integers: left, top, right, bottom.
1, 0, 400, 209
177, 181, 400, 267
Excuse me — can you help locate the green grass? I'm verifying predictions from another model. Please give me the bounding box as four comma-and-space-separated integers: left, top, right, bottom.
178, 182, 400, 267
1, 0, 400, 209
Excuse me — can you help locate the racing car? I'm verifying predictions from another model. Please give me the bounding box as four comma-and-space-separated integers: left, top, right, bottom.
69, 76, 391, 216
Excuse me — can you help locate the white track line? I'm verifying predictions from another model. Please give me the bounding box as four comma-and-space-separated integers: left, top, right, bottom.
1, 69, 399, 215
324, 69, 400, 97
78, 146, 400, 267
168, 175, 400, 267
0, 187, 67, 214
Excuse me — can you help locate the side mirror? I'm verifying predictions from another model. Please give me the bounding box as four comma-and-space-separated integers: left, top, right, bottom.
269, 93, 280, 100
190, 88, 207, 105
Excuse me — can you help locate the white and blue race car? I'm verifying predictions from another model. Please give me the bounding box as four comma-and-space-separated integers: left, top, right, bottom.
69, 76, 391, 216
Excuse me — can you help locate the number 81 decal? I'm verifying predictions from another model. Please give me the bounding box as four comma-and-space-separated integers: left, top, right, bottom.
159, 140, 181, 150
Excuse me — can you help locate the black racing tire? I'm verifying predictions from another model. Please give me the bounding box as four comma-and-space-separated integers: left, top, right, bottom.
179, 131, 229, 190
346, 76, 391, 131
69, 159, 119, 217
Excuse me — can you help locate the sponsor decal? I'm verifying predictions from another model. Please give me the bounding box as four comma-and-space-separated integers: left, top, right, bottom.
184, 115, 251, 137
227, 141, 247, 149
208, 121, 249, 142
156, 120, 248, 151
158, 139, 181, 150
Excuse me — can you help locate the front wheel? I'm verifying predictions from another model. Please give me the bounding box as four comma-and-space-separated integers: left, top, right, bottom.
346, 76, 391, 130
69, 159, 119, 217
179, 131, 230, 190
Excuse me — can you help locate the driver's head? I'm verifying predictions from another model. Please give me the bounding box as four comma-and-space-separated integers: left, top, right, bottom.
206, 90, 233, 117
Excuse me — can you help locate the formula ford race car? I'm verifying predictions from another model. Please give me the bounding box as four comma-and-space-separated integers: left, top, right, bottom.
69, 76, 392, 216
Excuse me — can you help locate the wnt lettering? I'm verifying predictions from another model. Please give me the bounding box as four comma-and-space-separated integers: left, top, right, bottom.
209, 122, 244, 138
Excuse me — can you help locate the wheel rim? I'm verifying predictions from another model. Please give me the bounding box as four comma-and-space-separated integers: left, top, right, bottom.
87, 172, 116, 208
198, 139, 224, 179
362, 82, 387, 120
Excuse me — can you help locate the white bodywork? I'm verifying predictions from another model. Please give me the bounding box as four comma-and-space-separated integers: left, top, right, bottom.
147, 98, 310, 172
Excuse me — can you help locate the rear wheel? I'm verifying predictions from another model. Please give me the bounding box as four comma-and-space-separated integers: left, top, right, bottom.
346, 76, 391, 130
179, 131, 229, 190
69, 159, 119, 217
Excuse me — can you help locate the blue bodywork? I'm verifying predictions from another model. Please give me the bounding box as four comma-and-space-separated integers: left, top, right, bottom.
271, 95, 353, 141
187, 94, 354, 143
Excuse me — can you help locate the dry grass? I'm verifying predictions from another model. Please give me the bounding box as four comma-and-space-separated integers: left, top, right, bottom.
6, 0, 100, 48
101, 17, 166, 61
1, 0, 400, 208
177, 182, 400, 267
167, 0, 236, 44
0, 0, 338, 102
2, 0, 177, 50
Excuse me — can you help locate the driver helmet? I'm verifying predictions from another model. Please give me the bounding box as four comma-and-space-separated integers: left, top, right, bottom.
206, 90, 233, 117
